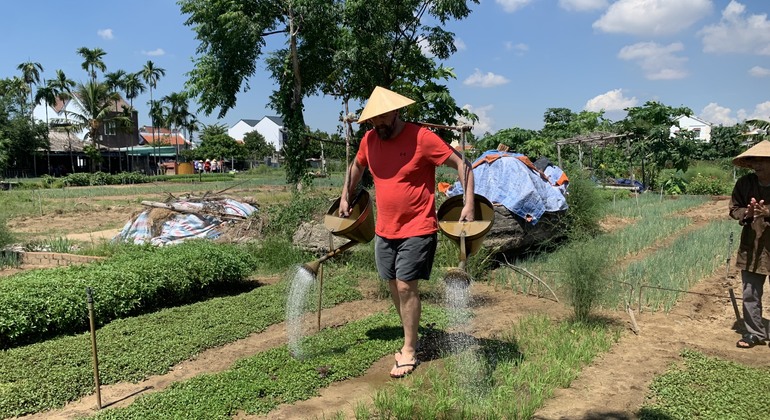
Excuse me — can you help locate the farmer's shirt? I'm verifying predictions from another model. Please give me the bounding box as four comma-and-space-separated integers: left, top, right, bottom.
356, 122, 453, 240
730, 173, 770, 275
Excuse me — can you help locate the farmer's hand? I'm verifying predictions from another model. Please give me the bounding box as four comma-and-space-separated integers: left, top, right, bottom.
459, 203, 475, 223
339, 197, 351, 218
753, 198, 770, 218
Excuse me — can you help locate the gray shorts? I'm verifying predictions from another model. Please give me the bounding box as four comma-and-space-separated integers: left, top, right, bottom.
375, 233, 437, 281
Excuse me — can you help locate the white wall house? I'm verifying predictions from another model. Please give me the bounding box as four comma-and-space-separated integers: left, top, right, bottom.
670, 115, 712, 142
33, 96, 89, 140
228, 116, 285, 151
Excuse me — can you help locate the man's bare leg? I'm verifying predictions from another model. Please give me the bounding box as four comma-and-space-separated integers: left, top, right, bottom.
390, 279, 420, 377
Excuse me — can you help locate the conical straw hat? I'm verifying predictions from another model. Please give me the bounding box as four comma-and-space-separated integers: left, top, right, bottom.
357, 86, 415, 123
733, 140, 770, 168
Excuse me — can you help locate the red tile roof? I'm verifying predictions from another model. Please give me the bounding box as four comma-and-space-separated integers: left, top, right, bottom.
140, 132, 189, 146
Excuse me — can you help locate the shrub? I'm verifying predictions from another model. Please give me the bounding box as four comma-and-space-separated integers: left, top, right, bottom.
261, 191, 332, 237
562, 236, 611, 321
0, 241, 258, 348
0, 217, 14, 249
686, 173, 730, 196
564, 167, 604, 239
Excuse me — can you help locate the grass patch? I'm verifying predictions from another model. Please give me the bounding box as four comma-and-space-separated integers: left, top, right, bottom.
359, 315, 620, 419
640, 349, 770, 419
0, 272, 362, 418
89, 307, 450, 419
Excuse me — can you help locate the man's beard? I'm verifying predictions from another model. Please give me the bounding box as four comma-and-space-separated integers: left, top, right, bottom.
376, 124, 394, 139
375, 114, 398, 139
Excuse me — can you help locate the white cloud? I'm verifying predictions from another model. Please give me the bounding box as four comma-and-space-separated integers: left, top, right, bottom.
746, 101, 770, 121
454, 38, 467, 52
700, 103, 736, 126
97, 29, 113, 40
593, 0, 712, 36
142, 49, 166, 57
584, 89, 637, 112
505, 41, 529, 55
618, 42, 688, 80
749, 66, 770, 77
461, 104, 495, 136
463, 69, 510, 88
699, 1, 770, 55
559, 0, 608, 12
495, 0, 533, 13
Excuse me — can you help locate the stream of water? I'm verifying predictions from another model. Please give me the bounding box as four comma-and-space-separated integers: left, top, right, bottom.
286, 265, 315, 359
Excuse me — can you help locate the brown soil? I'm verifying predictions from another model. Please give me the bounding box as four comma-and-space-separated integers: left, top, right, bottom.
10, 195, 770, 420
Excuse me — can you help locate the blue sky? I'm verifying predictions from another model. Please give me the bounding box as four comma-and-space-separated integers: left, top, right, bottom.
3, 0, 769, 137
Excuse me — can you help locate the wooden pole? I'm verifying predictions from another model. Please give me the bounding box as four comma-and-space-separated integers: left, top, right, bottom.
316, 263, 323, 332
86, 287, 102, 410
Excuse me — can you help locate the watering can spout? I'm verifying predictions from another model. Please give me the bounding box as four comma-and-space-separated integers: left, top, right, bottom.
302, 240, 358, 276
301, 189, 375, 277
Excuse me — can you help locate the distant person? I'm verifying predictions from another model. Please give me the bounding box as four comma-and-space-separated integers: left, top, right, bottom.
729, 140, 770, 349
204, 159, 211, 173
211, 159, 219, 173
338, 86, 475, 377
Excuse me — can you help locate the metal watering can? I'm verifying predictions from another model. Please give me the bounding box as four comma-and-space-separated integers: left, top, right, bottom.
302, 189, 375, 275
436, 194, 495, 285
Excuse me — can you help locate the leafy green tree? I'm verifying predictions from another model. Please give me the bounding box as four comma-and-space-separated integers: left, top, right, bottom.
0, 79, 48, 176
476, 127, 539, 153
195, 124, 246, 163
243, 131, 275, 165
180, 0, 479, 185
615, 101, 695, 188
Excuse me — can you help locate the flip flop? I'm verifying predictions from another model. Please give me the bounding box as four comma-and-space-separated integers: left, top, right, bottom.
737, 334, 764, 349
390, 359, 419, 378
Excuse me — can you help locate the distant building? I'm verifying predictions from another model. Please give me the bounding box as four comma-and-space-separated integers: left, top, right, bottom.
228, 116, 285, 151
33, 93, 140, 149
138, 126, 191, 148
670, 115, 712, 142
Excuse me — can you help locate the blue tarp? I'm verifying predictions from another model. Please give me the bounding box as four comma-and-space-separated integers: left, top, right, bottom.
447, 150, 568, 225
114, 198, 257, 246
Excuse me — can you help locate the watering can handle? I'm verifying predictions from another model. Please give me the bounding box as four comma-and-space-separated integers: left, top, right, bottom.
459, 229, 467, 268
348, 189, 363, 209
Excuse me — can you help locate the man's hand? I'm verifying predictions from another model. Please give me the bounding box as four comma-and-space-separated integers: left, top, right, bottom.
339, 197, 351, 218
751, 198, 769, 219
459, 202, 475, 222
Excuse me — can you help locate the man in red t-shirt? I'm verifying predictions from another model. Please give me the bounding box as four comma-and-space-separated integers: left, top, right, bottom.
339, 86, 475, 378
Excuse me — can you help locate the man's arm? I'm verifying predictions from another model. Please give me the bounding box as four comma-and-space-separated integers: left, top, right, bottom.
339, 159, 365, 217
443, 150, 475, 222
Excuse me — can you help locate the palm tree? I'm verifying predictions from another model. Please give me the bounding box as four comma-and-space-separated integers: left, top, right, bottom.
76, 47, 107, 83
63, 81, 131, 172
184, 114, 200, 150
16, 61, 43, 120
148, 99, 166, 165
122, 72, 146, 171
141, 61, 166, 164
35, 81, 57, 174
162, 91, 191, 167
104, 70, 127, 111
49, 70, 77, 172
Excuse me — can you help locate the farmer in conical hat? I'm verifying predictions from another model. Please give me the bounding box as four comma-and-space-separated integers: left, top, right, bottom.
730, 140, 770, 348
338, 86, 476, 377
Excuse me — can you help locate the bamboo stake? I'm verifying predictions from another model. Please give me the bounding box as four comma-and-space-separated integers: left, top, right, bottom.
86, 287, 102, 410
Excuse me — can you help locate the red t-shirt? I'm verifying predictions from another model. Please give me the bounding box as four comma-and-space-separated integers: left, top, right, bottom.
356, 123, 453, 239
